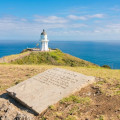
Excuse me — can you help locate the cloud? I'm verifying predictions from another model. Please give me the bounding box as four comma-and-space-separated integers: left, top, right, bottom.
20, 18, 27, 22
0, 15, 120, 40
94, 30, 101, 33
106, 24, 120, 33
106, 24, 120, 29
68, 14, 104, 20
111, 6, 120, 12
67, 15, 87, 20
93, 24, 120, 34
0, 15, 70, 39
34, 15, 68, 23
70, 24, 87, 28
88, 14, 104, 18
0, 15, 87, 33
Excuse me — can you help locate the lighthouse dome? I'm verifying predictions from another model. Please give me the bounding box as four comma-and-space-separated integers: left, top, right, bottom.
41, 29, 47, 35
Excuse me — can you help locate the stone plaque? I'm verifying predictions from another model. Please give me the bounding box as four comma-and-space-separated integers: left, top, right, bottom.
7, 68, 95, 114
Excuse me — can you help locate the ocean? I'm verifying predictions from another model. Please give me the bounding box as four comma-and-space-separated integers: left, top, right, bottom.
0, 40, 120, 69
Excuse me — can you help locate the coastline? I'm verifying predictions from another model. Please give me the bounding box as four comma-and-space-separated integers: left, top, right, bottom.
0, 41, 120, 69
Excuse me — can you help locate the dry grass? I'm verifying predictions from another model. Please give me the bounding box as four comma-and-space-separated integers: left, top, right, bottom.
3, 51, 30, 62
0, 64, 53, 93
0, 64, 119, 94
0, 64, 120, 120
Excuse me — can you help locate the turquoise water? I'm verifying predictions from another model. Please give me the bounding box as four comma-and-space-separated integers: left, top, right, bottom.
0, 40, 120, 69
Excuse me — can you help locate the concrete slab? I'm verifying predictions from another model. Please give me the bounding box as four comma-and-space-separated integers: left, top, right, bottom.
7, 68, 95, 114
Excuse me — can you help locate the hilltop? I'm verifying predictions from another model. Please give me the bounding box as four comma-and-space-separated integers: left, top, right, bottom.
11, 49, 98, 67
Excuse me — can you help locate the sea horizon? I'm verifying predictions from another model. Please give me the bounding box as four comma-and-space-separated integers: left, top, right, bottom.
0, 40, 120, 69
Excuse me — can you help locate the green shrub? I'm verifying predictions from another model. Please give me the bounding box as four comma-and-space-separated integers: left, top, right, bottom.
101, 65, 111, 69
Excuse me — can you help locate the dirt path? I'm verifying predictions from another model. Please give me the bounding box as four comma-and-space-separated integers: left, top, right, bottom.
0, 51, 31, 63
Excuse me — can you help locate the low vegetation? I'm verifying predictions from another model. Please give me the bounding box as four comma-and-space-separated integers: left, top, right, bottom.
11, 49, 98, 67
3, 51, 30, 62
101, 65, 111, 69
60, 95, 91, 105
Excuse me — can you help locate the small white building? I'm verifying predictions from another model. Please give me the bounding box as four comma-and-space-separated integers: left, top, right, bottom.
40, 29, 49, 51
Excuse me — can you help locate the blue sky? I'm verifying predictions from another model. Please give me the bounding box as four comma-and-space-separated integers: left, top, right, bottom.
0, 0, 120, 41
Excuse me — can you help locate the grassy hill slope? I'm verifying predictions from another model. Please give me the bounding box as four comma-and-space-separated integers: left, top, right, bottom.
1, 49, 119, 119
11, 49, 98, 67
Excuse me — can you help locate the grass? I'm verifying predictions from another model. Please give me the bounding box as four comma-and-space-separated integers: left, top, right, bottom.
0, 64, 119, 94
60, 95, 91, 105
0, 64, 51, 93
96, 115, 104, 120
68, 106, 79, 115
3, 51, 30, 62
11, 49, 98, 67
48, 105, 56, 110
65, 115, 78, 120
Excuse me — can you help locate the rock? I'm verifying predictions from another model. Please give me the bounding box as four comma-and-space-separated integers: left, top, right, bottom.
0, 98, 35, 120
92, 86, 102, 95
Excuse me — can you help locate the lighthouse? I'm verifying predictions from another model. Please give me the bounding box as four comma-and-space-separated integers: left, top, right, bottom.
40, 29, 49, 51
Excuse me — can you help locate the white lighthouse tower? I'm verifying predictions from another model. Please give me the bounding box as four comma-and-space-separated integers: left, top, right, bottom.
40, 29, 49, 51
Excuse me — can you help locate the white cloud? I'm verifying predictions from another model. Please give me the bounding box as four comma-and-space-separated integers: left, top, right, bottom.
88, 14, 104, 18
21, 18, 27, 22
0, 15, 120, 40
94, 30, 101, 33
111, 6, 120, 12
106, 24, 120, 33
94, 24, 120, 34
0, 15, 88, 33
68, 14, 104, 20
68, 15, 87, 20
71, 24, 87, 28
106, 24, 120, 29
34, 15, 68, 23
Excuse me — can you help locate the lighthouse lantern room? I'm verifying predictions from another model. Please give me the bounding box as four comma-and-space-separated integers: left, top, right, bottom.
40, 29, 49, 51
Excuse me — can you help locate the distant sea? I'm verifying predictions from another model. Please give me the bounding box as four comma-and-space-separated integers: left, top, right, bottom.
0, 40, 120, 69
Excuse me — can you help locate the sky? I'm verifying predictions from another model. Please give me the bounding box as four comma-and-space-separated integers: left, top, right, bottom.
0, 0, 120, 41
